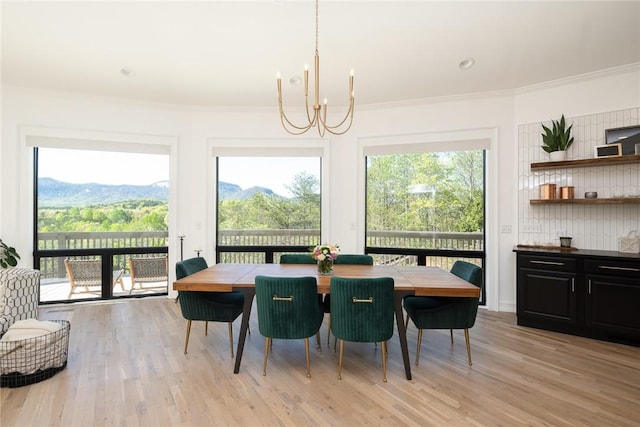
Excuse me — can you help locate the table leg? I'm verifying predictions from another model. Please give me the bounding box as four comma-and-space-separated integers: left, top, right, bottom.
233, 287, 255, 374
394, 289, 413, 380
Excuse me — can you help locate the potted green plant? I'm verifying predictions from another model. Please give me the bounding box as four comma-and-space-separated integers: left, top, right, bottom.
0, 239, 20, 269
541, 114, 574, 161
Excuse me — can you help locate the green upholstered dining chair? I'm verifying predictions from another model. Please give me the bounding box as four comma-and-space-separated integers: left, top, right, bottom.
329, 276, 395, 382
254, 275, 324, 378
279, 254, 316, 264
403, 260, 483, 366
175, 257, 245, 357
324, 254, 374, 345
279, 254, 323, 349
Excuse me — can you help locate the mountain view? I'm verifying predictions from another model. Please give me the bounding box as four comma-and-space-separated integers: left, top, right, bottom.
38, 178, 280, 207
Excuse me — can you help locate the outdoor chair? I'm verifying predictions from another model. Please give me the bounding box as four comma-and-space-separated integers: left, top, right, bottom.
64, 259, 124, 298
254, 275, 324, 378
128, 256, 168, 294
330, 276, 395, 382
403, 260, 483, 366
176, 257, 245, 356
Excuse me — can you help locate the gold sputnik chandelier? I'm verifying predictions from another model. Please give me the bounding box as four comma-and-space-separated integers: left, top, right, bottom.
276, 0, 355, 136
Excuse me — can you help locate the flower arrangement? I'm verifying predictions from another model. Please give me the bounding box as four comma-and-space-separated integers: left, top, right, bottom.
311, 243, 339, 275
311, 244, 340, 261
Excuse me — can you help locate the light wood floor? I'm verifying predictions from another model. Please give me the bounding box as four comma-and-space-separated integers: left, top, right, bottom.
2, 298, 639, 426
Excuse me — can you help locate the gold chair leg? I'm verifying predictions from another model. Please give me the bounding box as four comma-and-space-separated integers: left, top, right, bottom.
184, 320, 192, 355
464, 328, 472, 366
326, 315, 331, 346
205, 321, 209, 336
450, 329, 453, 345
228, 322, 234, 358
316, 332, 322, 351
405, 314, 409, 330
337, 340, 344, 380
381, 341, 388, 382
305, 337, 311, 378
415, 328, 423, 365
263, 337, 271, 376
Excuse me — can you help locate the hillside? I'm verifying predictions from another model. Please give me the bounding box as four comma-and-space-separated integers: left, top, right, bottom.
38, 178, 281, 207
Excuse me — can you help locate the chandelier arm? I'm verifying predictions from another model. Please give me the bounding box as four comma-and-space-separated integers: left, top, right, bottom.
317, 100, 354, 132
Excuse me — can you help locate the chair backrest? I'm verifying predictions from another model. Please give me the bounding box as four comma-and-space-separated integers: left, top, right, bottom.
176, 257, 208, 280
329, 277, 395, 343
0, 268, 39, 336
450, 261, 483, 288
254, 275, 323, 340
279, 254, 316, 264
64, 259, 102, 286
129, 257, 168, 283
334, 254, 374, 265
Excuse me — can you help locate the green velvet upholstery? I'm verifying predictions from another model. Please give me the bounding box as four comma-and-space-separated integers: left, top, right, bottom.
175, 257, 244, 356
254, 275, 324, 377
255, 276, 323, 339
329, 276, 395, 381
333, 254, 374, 265
403, 260, 483, 366
279, 254, 316, 264
324, 254, 373, 313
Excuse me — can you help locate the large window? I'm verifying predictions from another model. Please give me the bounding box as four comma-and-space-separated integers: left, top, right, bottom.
34, 147, 170, 303
366, 150, 485, 301
216, 156, 321, 263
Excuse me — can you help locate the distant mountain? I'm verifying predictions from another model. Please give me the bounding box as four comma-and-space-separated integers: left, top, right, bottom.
38, 178, 282, 207
219, 184, 281, 201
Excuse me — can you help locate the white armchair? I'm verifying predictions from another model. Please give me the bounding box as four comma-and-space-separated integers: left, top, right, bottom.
0, 268, 40, 336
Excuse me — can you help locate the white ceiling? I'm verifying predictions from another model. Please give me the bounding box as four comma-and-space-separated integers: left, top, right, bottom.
2, 1, 639, 109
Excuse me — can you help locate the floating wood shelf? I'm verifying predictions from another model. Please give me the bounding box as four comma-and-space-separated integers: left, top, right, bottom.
530, 155, 640, 171
530, 197, 640, 205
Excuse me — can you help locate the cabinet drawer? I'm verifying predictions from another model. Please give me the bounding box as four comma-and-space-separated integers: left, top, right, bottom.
585, 259, 640, 277
518, 255, 576, 272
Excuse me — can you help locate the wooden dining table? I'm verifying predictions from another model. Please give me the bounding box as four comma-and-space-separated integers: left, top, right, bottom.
173, 263, 481, 380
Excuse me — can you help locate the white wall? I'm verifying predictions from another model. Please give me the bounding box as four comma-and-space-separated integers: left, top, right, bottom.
2, 65, 638, 312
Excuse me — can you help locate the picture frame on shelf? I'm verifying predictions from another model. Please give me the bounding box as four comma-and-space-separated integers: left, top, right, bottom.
605, 125, 640, 155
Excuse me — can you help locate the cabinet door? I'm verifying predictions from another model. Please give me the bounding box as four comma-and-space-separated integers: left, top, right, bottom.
518, 268, 578, 325
585, 275, 640, 339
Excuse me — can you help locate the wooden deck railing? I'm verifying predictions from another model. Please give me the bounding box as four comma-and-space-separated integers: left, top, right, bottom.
37, 229, 483, 278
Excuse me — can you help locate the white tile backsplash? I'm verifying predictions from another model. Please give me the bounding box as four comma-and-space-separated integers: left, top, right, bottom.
518, 108, 640, 250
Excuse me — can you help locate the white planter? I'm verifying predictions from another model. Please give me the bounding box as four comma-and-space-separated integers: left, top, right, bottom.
549, 150, 567, 162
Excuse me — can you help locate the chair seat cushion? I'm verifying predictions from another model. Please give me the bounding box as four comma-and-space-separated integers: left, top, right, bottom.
403, 296, 452, 313
178, 291, 244, 323
403, 296, 479, 330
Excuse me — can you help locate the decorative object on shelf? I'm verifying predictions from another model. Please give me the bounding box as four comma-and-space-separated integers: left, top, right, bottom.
276, 0, 354, 136
541, 114, 574, 161
311, 243, 339, 275
594, 143, 622, 158
617, 231, 640, 254
539, 183, 557, 200
0, 239, 20, 269
559, 186, 574, 199
559, 236, 573, 248
584, 192, 598, 199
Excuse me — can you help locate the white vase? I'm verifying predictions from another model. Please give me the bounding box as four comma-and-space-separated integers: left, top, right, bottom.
549, 150, 567, 162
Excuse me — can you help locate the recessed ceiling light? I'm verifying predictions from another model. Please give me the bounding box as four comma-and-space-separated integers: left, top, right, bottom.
459, 58, 475, 70
120, 67, 135, 77
289, 75, 302, 85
